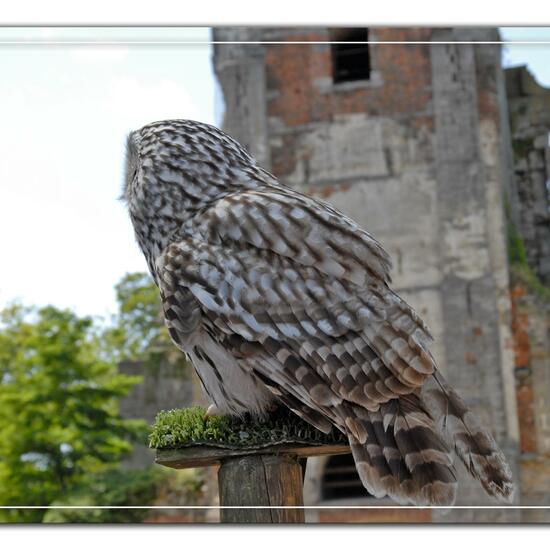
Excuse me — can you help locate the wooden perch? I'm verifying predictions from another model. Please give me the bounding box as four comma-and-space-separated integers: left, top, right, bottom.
150, 406, 350, 523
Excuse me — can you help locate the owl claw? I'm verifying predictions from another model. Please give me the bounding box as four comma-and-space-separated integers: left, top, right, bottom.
204, 404, 221, 419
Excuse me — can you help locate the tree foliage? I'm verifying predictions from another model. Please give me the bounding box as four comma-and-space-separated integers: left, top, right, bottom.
42, 467, 168, 523
0, 304, 146, 522
100, 272, 178, 367
0, 272, 194, 523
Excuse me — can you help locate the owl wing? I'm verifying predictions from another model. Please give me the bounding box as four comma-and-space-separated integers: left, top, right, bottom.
156, 192, 435, 417
190, 187, 395, 286
156, 193, 514, 505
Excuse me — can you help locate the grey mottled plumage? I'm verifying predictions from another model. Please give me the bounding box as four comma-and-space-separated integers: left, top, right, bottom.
123, 119, 513, 505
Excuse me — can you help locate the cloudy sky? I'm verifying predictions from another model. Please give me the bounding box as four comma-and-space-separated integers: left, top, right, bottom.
0, 27, 548, 321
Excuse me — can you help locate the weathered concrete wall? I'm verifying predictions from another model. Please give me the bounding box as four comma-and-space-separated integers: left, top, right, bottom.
212, 28, 270, 168
213, 27, 521, 522
429, 28, 520, 522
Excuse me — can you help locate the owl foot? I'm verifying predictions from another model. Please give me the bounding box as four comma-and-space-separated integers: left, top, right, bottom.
204, 403, 221, 419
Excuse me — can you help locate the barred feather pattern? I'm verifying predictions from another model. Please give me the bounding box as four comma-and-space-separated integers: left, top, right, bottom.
123, 119, 514, 505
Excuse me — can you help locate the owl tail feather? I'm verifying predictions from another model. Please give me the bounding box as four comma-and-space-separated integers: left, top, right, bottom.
346, 394, 458, 505
420, 372, 514, 502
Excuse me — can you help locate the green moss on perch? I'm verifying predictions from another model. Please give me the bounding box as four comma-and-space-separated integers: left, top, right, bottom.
149, 406, 348, 450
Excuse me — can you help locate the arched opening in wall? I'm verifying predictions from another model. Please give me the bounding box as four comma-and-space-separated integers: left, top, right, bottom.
322, 453, 373, 500
330, 28, 371, 84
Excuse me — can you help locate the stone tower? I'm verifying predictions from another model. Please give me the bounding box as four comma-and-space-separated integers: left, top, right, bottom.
213, 27, 521, 522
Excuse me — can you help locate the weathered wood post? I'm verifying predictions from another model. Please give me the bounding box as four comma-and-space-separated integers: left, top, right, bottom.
217, 454, 306, 522
151, 407, 350, 524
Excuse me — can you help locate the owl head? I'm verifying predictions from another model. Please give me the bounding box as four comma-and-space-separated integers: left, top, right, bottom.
122, 119, 265, 275
122, 119, 260, 214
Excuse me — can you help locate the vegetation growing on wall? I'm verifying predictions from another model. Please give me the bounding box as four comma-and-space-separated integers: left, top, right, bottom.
507, 220, 550, 303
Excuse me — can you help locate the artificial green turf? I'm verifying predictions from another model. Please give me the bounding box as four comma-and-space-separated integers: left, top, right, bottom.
149, 406, 347, 450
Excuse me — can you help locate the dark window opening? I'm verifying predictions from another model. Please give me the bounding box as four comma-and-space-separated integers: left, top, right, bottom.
322, 453, 372, 500
331, 28, 371, 84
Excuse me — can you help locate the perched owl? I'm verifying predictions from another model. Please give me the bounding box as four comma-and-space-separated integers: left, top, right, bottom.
123, 119, 513, 505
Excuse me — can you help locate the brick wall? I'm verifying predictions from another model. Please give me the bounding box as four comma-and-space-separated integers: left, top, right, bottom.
509, 278, 550, 518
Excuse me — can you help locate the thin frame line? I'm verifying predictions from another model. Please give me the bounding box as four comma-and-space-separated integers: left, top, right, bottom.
0, 29, 544, 515
0, 40, 550, 45
1, 505, 550, 509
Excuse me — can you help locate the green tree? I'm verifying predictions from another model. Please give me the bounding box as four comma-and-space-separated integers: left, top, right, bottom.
0, 304, 146, 522
101, 272, 175, 363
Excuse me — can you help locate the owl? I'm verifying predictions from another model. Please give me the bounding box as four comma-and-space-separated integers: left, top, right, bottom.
123, 119, 513, 505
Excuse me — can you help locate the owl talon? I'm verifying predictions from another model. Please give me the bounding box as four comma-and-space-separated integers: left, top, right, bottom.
204, 404, 221, 419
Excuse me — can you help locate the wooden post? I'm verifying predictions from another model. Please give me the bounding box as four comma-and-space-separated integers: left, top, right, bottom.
218, 454, 305, 523
156, 442, 350, 524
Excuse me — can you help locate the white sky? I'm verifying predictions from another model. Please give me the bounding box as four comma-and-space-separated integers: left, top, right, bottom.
0, 26, 549, 321
0, 27, 217, 320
